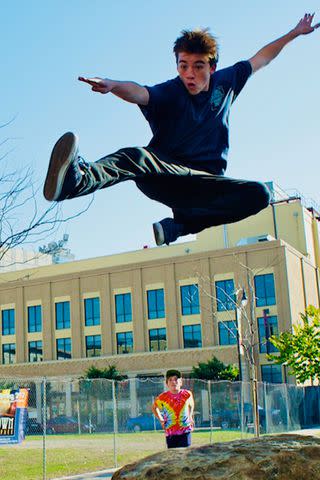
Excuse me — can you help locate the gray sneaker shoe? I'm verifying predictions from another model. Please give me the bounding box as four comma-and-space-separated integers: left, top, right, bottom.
153, 218, 186, 246
43, 132, 83, 201
153, 221, 166, 246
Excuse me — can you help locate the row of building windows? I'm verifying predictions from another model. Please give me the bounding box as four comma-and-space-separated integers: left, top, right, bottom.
1, 312, 279, 364
0, 274, 277, 334
0, 325, 202, 364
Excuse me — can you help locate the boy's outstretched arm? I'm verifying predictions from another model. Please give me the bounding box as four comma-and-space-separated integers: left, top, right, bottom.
78, 77, 149, 105
249, 13, 319, 73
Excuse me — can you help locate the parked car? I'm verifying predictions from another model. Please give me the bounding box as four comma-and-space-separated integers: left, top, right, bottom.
243, 403, 282, 432
212, 408, 240, 429
126, 414, 162, 432
211, 404, 282, 430
46, 415, 95, 434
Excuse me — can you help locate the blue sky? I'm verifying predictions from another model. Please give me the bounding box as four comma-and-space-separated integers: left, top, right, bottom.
2, 1, 319, 259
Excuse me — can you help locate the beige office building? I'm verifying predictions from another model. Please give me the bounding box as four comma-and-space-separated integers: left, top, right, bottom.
0, 184, 319, 382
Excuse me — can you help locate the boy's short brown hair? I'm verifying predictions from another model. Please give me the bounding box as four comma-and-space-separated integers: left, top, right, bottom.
173, 28, 219, 66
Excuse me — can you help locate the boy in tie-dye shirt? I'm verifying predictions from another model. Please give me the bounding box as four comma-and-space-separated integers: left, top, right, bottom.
152, 369, 194, 448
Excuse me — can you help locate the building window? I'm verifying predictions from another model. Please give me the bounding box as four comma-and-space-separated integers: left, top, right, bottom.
2, 343, 16, 364
183, 324, 202, 348
215, 279, 236, 312
180, 284, 200, 315
115, 293, 132, 323
147, 289, 165, 319
218, 321, 238, 345
84, 298, 100, 326
2, 309, 15, 335
28, 305, 42, 333
56, 338, 71, 360
258, 315, 279, 353
55, 301, 70, 330
149, 328, 167, 351
254, 274, 276, 307
28, 341, 43, 362
116, 331, 133, 354
85, 335, 101, 357
261, 364, 282, 384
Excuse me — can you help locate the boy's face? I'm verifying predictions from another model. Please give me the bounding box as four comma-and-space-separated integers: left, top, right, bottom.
166, 375, 183, 393
177, 52, 216, 95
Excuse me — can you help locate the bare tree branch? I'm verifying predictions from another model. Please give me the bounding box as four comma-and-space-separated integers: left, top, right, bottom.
0, 123, 93, 269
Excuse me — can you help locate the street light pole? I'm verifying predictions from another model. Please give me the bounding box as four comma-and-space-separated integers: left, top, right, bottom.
236, 308, 242, 381
236, 289, 248, 382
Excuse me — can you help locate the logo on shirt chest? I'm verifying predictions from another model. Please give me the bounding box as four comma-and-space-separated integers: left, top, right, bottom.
210, 85, 225, 111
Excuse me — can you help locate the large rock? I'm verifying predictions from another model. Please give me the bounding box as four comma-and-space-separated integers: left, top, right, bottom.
112, 434, 320, 480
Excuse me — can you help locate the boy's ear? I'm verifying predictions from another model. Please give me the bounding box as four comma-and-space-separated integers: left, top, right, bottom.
210, 64, 217, 74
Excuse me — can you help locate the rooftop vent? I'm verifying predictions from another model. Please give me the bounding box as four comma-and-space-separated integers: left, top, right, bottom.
236, 234, 275, 246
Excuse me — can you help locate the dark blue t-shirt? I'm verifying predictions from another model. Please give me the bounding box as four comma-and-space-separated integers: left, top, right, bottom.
139, 61, 252, 174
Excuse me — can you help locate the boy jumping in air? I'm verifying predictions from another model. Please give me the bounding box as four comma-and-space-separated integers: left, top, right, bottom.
44, 14, 319, 246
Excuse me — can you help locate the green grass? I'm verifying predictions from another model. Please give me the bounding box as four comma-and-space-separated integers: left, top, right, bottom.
0, 430, 255, 480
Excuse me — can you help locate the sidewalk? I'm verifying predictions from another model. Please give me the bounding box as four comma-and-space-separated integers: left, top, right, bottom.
54, 468, 118, 480
288, 427, 320, 437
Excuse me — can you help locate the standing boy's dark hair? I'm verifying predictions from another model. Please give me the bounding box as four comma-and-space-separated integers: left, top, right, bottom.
166, 369, 182, 380
173, 28, 219, 66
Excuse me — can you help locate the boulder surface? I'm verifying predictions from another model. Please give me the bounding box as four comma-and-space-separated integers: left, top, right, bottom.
112, 434, 320, 480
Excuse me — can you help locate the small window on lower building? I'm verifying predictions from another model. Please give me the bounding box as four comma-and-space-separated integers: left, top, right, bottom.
55, 301, 71, 330
147, 289, 165, 319
218, 321, 238, 345
28, 305, 42, 333
2, 343, 16, 364
254, 274, 276, 307
183, 324, 202, 348
84, 298, 100, 326
180, 284, 200, 315
28, 340, 43, 362
149, 328, 167, 351
2, 309, 15, 335
117, 331, 133, 354
258, 315, 279, 353
215, 279, 236, 312
85, 335, 101, 357
56, 338, 71, 360
115, 293, 132, 323
261, 364, 282, 384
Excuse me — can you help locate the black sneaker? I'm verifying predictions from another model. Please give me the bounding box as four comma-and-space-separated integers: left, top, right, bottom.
153, 218, 185, 246
43, 132, 83, 201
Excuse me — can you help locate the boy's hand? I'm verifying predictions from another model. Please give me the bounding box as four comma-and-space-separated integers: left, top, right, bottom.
293, 13, 320, 36
78, 76, 113, 94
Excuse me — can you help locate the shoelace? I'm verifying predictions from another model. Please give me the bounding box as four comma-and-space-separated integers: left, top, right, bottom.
77, 155, 89, 168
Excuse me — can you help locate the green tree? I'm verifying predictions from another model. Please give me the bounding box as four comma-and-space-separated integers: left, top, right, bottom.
191, 355, 239, 381
269, 305, 320, 385
84, 364, 127, 381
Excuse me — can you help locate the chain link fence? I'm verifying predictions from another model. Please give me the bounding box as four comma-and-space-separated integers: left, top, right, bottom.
0, 377, 317, 480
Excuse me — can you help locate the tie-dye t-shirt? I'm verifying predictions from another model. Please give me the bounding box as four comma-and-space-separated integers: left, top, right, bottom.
154, 389, 193, 437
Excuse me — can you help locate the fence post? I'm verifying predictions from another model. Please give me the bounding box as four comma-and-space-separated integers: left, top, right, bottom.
302, 387, 306, 428
77, 399, 81, 435
263, 382, 269, 434
112, 380, 118, 468
284, 383, 290, 431
208, 380, 213, 444
42, 377, 47, 480
240, 381, 245, 438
